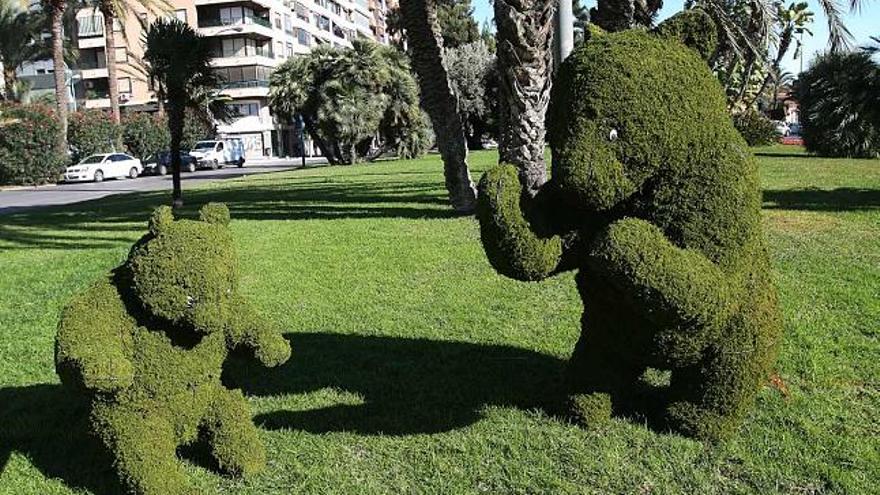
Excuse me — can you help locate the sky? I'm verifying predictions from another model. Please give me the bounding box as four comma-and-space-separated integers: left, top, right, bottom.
472, 0, 879, 74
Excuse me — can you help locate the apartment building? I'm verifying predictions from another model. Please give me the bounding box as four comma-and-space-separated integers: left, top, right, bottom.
37, 0, 391, 158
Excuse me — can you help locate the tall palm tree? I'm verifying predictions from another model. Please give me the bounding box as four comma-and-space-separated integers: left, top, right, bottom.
399, 0, 477, 213
143, 18, 218, 208
0, 0, 47, 100
44, 0, 69, 153
493, 0, 555, 194
93, 0, 168, 124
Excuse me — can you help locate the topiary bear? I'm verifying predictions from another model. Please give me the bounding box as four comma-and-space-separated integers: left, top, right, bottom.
55, 203, 291, 494
476, 11, 782, 441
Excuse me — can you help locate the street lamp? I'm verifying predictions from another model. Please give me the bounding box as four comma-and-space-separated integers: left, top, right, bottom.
557, 0, 574, 63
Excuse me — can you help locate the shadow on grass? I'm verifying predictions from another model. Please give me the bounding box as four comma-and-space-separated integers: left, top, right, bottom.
0, 179, 458, 250
226, 333, 566, 435
763, 188, 880, 211
0, 384, 124, 495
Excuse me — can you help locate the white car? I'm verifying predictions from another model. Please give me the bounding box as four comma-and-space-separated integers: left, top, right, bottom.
64, 153, 143, 182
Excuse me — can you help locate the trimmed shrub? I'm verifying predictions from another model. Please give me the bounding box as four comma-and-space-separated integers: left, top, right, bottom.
68, 109, 123, 162
122, 112, 170, 161
732, 110, 780, 146
0, 103, 66, 185
479, 14, 782, 442
55, 203, 290, 494
797, 51, 880, 158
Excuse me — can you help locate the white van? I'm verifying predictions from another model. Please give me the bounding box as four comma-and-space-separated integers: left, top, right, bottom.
189, 139, 246, 170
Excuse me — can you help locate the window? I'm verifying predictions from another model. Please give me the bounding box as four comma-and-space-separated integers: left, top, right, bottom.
216, 142, 224, 151
221, 37, 246, 57
231, 103, 259, 116
275, 41, 283, 58
294, 2, 309, 21
297, 29, 310, 46
274, 14, 281, 29
283, 14, 292, 33
317, 15, 330, 31
117, 77, 132, 94
77, 15, 103, 37
286, 42, 293, 57
220, 6, 243, 25
174, 9, 187, 22
115, 47, 127, 62
112, 18, 122, 32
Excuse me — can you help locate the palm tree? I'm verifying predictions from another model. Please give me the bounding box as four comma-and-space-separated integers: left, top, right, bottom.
589, 0, 663, 32
0, 1, 47, 100
44, 0, 69, 153
93, 0, 168, 124
493, 0, 554, 194
143, 18, 218, 208
399, 0, 477, 213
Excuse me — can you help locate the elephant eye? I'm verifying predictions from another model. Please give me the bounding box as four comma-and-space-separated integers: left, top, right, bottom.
608, 128, 619, 141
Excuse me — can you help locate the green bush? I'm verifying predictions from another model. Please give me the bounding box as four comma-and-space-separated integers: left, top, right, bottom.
732, 110, 780, 146
122, 112, 170, 161
479, 13, 782, 442
55, 204, 290, 494
68, 109, 123, 162
0, 103, 66, 185
797, 51, 880, 158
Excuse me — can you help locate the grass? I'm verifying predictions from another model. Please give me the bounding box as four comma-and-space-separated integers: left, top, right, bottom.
0, 146, 878, 494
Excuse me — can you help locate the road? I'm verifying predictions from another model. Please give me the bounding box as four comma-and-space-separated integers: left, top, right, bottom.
0, 157, 326, 215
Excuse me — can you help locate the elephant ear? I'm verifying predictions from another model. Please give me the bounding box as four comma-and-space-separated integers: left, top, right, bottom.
654, 9, 718, 61
149, 205, 174, 235
199, 202, 231, 226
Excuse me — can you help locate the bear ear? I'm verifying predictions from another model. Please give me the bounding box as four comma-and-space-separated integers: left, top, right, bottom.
654, 9, 718, 61
149, 206, 174, 235
199, 203, 230, 226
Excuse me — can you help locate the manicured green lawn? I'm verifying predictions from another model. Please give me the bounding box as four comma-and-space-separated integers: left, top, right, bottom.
1, 146, 878, 494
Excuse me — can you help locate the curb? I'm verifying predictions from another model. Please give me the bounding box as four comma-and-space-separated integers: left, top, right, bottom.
0, 183, 58, 192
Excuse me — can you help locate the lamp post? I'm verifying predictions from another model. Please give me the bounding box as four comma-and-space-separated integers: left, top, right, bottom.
557, 0, 574, 63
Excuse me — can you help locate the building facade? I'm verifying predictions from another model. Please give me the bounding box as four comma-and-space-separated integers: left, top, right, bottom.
21, 0, 390, 158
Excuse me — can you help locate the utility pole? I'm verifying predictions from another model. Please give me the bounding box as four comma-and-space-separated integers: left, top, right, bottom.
557, 0, 574, 63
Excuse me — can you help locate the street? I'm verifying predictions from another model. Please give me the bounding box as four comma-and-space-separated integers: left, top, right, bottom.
0, 157, 326, 215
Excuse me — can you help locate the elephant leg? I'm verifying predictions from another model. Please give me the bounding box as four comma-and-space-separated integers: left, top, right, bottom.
565, 278, 647, 427
203, 388, 266, 477
666, 309, 779, 441
92, 404, 194, 495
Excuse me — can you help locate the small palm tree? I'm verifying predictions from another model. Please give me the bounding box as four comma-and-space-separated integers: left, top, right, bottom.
143, 18, 218, 208
0, 0, 48, 101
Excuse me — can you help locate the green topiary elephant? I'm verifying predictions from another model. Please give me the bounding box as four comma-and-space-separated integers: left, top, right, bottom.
55, 203, 291, 494
476, 11, 782, 441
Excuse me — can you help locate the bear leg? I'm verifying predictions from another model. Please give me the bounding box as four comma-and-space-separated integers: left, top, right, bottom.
203, 388, 267, 477
92, 404, 195, 495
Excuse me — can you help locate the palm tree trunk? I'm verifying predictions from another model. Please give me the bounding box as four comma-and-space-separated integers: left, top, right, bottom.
102, 7, 121, 124
399, 0, 477, 214
167, 96, 184, 208
494, 0, 555, 194
50, 0, 68, 154
4, 66, 17, 101
747, 31, 793, 109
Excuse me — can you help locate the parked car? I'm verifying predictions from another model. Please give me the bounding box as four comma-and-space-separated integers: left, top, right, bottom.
188, 139, 246, 170
143, 151, 197, 175
64, 153, 143, 182
773, 120, 790, 137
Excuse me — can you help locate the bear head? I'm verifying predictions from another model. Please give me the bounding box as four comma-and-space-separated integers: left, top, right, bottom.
127, 203, 237, 334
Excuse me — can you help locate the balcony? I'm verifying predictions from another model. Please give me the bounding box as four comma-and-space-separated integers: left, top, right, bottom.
197, 16, 274, 39
194, 0, 274, 10
210, 55, 276, 69
219, 79, 270, 99
78, 67, 109, 80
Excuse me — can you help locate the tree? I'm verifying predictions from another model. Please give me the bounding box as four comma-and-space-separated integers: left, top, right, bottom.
589, 0, 663, 32
746, 1, 813, 108
269, 39, 428, 165
437, 0, 479, 48
493, 0, 555, 193
796, 50, 880, 158
0, 1, 47, 101
93, 0, 166, 124
44, 0, 70, 154
399, 0, 477, 213
444, 40, 497, 149
143, 18, 219, 207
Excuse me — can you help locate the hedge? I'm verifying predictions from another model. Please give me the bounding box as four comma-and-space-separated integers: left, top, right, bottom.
0, 103, 66, 185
